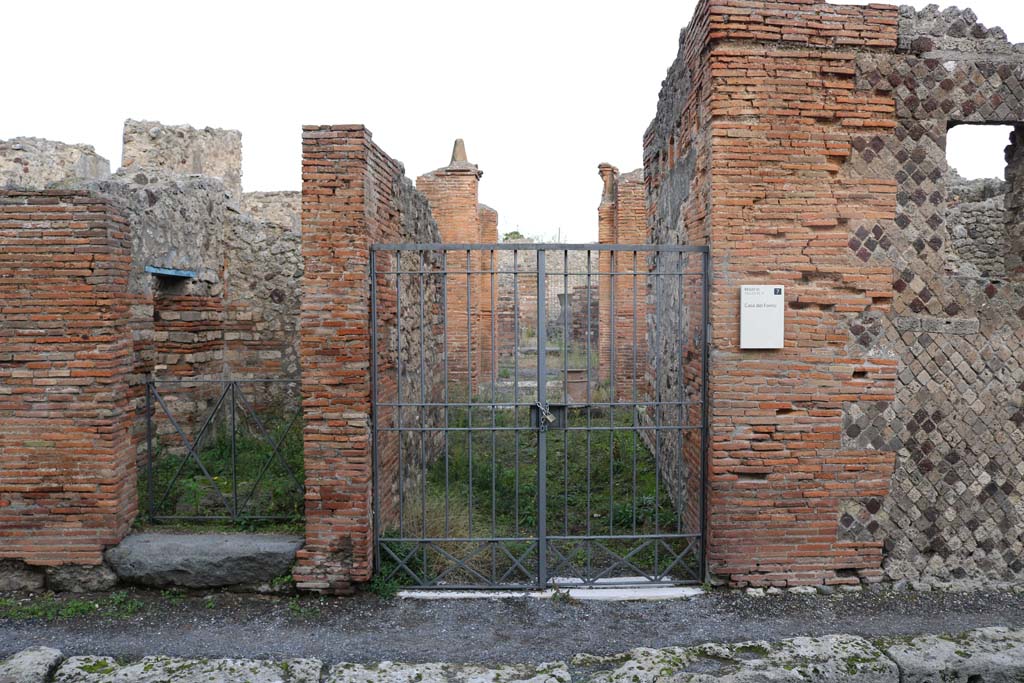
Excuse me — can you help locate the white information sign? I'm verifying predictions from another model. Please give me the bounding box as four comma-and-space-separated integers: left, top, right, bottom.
740, 285, 785, 349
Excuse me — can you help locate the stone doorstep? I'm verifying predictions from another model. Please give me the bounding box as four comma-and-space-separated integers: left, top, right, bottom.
104, 532, 304, 590
5, 627, 1024, 682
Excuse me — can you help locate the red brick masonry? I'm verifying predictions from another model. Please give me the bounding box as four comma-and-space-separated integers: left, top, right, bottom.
0, 191, 136, 567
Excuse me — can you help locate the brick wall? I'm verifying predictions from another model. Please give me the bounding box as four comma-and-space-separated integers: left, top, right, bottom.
297, 125, 442, 593
0, 190, 136, 567
648, 0, 901, 587
650, 0, 1024, 588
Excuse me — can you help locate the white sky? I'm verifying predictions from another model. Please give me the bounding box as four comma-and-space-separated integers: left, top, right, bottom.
4, 0, 1022, 242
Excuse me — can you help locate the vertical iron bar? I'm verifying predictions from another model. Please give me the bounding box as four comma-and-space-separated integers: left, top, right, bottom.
370, 249, 382, 572
631, 251, 639, 534
419, 251, 427, 544
677, 255, 685, 536
585, 250, 593, 579
442, 250, 450, 537
466, 249, 473, 538
536, 249, 548, 588
490, 249, 497, 582
513, 249, 521, 536
699, 249, 711, 582
397, 250, 404, 537
146, 381, 155, 522
653, 255, 662, 577
562, 249, 569, 536
608, 249, 616, 535
230, 381, 238, 521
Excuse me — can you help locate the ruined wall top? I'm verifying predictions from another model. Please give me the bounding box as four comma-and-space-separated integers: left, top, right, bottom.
121, 119, 242, 198
898, 4, 1024, 57
0, 137, 110, 190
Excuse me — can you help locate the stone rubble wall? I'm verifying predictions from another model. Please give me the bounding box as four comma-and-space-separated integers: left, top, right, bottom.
643, 0, 714, 547
944, 174, 1009, 278
0, 137, 110, 189
121, 119, 243, 199
242, 191, 301, 233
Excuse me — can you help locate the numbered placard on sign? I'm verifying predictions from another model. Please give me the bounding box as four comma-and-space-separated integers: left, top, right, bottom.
740, 285, 785, 349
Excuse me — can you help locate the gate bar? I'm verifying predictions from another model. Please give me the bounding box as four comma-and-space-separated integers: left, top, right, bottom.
536, 248, 547, 589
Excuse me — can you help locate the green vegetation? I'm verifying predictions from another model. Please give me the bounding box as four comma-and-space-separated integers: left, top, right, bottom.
0, 590, 144, 621
378, 404, 693, 584
139, 398, 304, 528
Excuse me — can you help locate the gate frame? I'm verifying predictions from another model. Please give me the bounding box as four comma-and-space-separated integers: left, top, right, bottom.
369, 242, 711, 589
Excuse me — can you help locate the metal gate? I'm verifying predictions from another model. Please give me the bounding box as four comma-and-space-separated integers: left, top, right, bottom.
370, 243, 709, 589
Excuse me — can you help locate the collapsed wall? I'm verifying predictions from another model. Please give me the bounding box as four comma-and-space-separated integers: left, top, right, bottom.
647, 0, 1024, 588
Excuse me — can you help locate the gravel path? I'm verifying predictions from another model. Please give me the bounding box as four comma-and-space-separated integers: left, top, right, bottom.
2, 588, 1023, 666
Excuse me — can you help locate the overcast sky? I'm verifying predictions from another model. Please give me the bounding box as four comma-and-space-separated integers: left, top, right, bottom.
4, 1, 1022, 242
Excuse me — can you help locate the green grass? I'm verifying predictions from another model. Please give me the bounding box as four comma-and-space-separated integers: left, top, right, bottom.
0, 590, 144, 621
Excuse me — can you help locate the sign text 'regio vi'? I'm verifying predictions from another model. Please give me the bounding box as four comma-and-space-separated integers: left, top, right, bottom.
740, 285, 785, 349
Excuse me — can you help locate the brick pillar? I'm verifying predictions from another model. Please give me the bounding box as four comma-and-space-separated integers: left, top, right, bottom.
416, 141, 485, 394
0, 190, 136, 567
477, 205, 499, 378
612, 171, 649, 401
597, 165, 649, 398
597, 164, 617, 385
296, 125, 442, 594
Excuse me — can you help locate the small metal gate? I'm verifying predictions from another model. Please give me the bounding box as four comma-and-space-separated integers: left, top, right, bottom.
370, 243, 709, 589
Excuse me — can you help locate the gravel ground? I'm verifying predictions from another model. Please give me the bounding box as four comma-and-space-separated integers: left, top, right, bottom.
1, 588, 1023, 666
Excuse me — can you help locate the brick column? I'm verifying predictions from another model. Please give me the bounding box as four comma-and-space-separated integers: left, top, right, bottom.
0, 190, 136, 567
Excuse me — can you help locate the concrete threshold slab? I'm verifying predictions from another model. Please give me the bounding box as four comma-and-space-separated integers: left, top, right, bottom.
398, 578, 703, 601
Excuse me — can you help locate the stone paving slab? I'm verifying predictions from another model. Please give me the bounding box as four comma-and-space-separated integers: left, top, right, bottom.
11, 627, 1024, 682
325, 661, 571, 683
0, 646, 63, 683
53, 655, 321, 683
575, 634, 897, 682
104, 533, 304, 589
883, 626, 1024, 682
